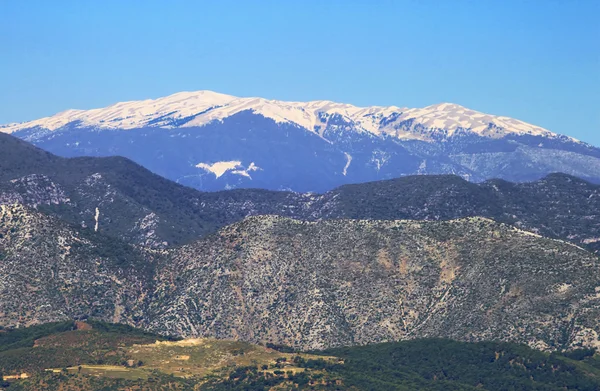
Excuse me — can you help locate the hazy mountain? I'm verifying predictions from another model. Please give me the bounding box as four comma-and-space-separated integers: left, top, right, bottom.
3, 91, 599, 192
0, 132, 302, 247
2, 132, 599, 253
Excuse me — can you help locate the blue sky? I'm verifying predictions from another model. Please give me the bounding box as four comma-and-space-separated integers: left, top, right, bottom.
1, 0, 599, 144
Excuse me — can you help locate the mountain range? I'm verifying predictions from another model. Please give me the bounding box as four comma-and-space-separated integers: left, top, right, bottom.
1, 132, 599, 253
3, 91, 600, 192
2, 132, 600, 352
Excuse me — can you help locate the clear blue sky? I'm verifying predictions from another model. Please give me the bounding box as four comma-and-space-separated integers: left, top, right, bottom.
1, 0, 599, 144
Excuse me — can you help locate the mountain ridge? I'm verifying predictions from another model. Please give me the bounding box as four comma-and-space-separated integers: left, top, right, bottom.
0, 90, 563, 142
2, 133, 600, 352
148, 214, 600, 350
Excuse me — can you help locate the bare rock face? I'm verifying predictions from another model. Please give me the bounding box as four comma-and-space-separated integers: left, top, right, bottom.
147, 216, 600, 351
3, 174, 70, 207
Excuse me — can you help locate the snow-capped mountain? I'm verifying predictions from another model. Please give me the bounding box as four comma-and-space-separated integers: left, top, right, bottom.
2, 90, 558, 141
3, 90, 599, 192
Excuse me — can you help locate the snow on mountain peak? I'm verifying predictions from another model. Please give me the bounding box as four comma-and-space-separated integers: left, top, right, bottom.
396, 102, 555, 138
0, 90, 563, 142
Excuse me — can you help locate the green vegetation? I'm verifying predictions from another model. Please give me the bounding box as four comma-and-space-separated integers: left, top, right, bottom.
0, 321, 338, 390
2, 322, 600, 390
0, 321, 170, 375
85, 320, 180, 341
331, 173, 600, 254
316, 338, 600, 390
0, 322, 74, 352
7, 371, 197, 391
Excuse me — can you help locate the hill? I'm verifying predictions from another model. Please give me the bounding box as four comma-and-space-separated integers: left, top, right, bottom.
0, 132, 296, 247
0, 203, 149, 327
322, 173, 600, 254
318, 338, 600, 391
150, 215, 600, 350
0, 321, 339, 390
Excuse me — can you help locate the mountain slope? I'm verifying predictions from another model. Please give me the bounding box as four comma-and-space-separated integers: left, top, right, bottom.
321, 173, 600, 254
148, 215, 600, 350
0, 90, 559, 139
2, 204, 600, 351
321, 339, 600, 391
0, 203, 148, 326
3, 90, 599, 191
0, 132, 298, 247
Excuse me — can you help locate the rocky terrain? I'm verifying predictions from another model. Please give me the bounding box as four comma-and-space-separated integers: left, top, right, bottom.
2, 202, 600, 352
0, 132, 295, 247
320, 173, 600, 254
0, 203, 148, 326
149, 216, 600, 350
2, 132, 600, 354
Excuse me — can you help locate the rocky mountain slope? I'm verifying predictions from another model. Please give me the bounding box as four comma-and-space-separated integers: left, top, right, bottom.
2, 132, 600, 253
0, 203, 148, 326
148, 216, 600, 351
3, 202, 599, 352
320, 173, 600, 254
3, 90, 599, 191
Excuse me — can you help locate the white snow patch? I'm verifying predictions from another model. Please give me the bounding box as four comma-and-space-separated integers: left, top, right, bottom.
195, 161, 242, 178
195, 160, 261, 179
94, 207, 100, 232
231, 162, 261, 179
342, 152, 352, 176
370, 150, 390, 172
